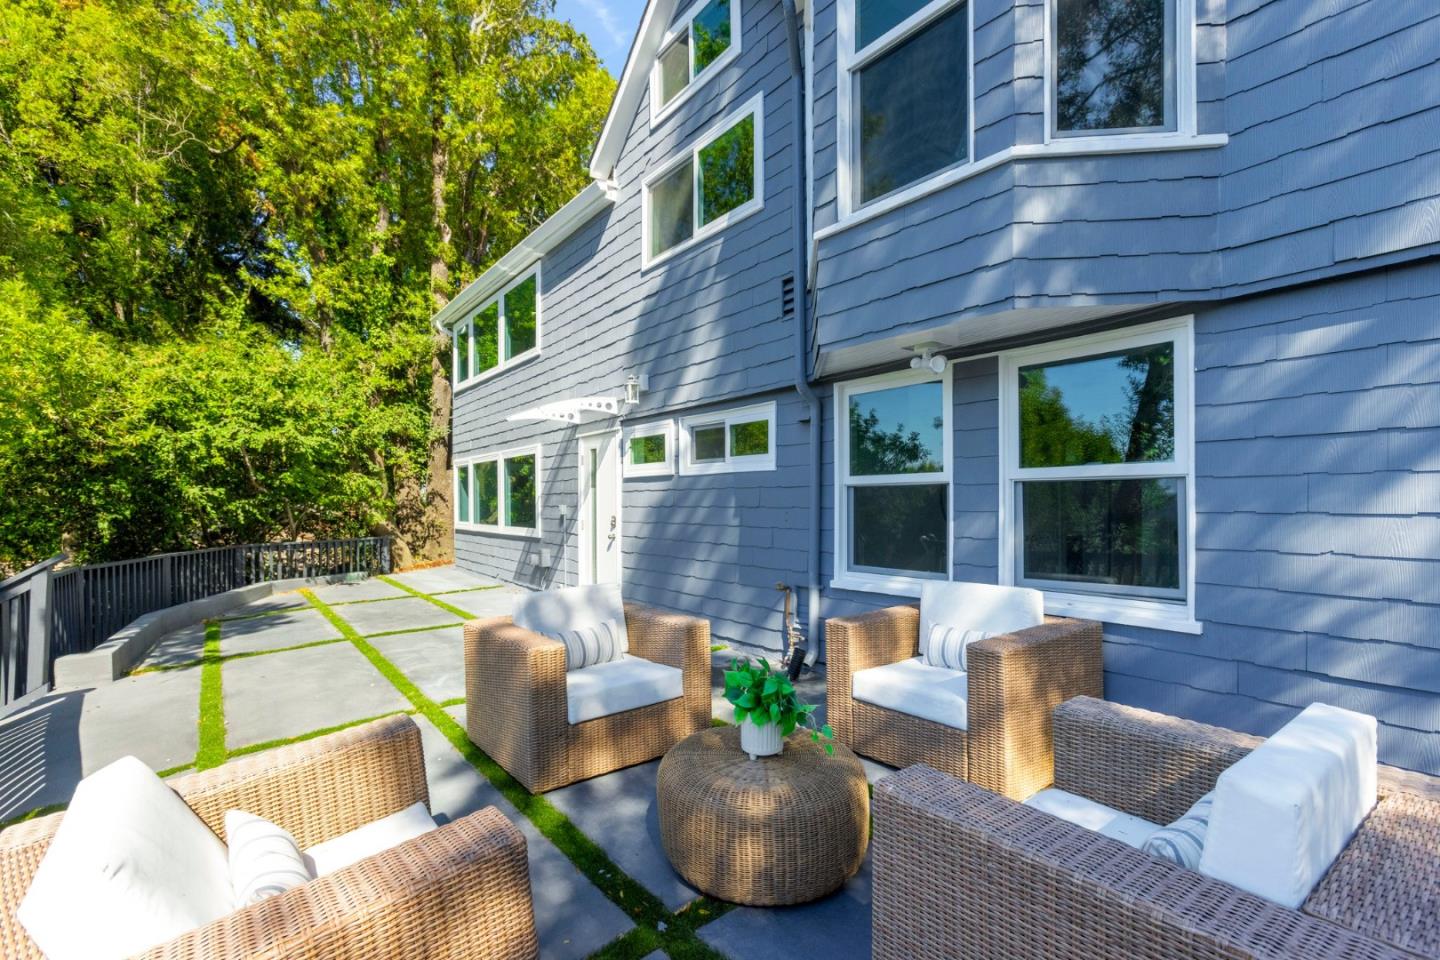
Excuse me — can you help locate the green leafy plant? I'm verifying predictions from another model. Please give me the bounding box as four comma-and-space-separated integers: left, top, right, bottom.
722, 657, 834, 755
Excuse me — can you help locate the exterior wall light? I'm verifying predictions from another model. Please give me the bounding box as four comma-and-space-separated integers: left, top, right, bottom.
624, 373, 650, 405
907, 342, 948, 375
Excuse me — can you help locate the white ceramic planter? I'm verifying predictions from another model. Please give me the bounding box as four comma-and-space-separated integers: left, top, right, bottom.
740, 719, 783, 759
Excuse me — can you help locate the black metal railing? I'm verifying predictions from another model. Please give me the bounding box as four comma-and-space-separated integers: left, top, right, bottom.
0, 537, 391, 709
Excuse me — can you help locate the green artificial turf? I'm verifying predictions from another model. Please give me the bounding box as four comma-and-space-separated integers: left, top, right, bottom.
194, 621, 227, 770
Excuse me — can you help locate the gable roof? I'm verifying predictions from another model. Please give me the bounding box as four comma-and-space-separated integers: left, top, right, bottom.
587, 0, 678, 181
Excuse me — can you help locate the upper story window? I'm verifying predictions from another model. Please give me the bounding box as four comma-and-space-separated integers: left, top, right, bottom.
839, 0, 971, 210
644, 94, 763, 266
832, 368, 952, 594
999, 318, 1197, 632
452, 268, 541, 389
651, 0, 742, 123
1048, 0, 1195, 140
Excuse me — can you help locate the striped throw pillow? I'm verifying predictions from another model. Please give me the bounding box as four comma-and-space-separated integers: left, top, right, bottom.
547, 618, 627, 672
922, 623, 992, 671
1143, 791, 1215, 869
226, 810, 313, 906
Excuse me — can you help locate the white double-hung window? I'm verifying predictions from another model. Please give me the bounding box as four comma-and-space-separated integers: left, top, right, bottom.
455, 446, 542, 537
643, 94, 763, 265
1046, 0, 1196, 142
837, 0, 971, 212
999, 318, 1197, 632
833, 367, 952, 594
651, 0, 742, 121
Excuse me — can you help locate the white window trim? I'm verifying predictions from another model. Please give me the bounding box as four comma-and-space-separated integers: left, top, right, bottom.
830, 366, 954, 596
454, 444, 544, 538
649, 0, 744, 126
678, 401, 778, 475
1043, 0, 1198, 146
997, 317, 1200, 634
642, 93, 765, 269
452, 266, 543, 393
835, 0, 975, 219
621, 420, 675, 477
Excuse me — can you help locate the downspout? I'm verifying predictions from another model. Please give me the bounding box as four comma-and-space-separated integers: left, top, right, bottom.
780, 0, 824, 665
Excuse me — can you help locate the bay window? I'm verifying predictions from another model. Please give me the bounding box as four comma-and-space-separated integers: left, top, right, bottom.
651, 0, 741, 121
644, 96, 763, 264
840, 0, 970, 210
1001, 319, 1196, 630
455, 446, 542, 536
834, 368, 952, 591
451, 269, 541, 388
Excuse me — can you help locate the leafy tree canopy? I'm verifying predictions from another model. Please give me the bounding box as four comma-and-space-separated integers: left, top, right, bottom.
0, 0, 614, 572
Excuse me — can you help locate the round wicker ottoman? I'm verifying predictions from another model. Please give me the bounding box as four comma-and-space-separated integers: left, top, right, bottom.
656, 726, 869, 906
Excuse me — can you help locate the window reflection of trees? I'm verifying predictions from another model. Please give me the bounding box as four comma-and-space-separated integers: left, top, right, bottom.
1056, 0, 1168, 132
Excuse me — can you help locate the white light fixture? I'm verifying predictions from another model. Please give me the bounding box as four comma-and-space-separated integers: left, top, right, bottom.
624, 373, 650, 405
906, 342, 948, 375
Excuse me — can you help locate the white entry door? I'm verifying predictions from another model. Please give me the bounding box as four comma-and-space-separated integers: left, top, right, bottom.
578, 430, 622, 584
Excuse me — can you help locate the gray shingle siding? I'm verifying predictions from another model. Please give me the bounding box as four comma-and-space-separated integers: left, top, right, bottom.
810, 0, 1440, 358
452, 0, 812, 650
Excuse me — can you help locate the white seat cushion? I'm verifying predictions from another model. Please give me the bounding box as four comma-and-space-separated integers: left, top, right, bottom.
851, 656, 969, 731
514, 583, 629, 656
303, 801, 437, 877
919, 582, 1044, 661
1199, 702, 1378, 908
1025, 788, 1163, 849
565, 654, 684, 725
17, 756, 235, 960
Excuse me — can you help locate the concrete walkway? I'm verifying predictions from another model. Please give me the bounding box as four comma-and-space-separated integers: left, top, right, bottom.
0, 567, 877, 960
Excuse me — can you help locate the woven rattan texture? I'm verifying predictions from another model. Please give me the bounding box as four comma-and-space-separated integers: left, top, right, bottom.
1304, 791, 1440, 959
656, 726, 868, 906
465, 602, 711, 793
871, 763, 1415, 960
0, 716, 540, 960
826, 604, 1102, 800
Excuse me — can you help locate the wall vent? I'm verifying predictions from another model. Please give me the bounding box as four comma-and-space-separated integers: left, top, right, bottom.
781, 275, 797, 319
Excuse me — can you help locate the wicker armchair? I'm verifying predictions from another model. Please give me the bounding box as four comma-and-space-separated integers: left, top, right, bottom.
0, 715, 539, 960
465, 601, 711, 794
825, 603, 1102, 800
871, 696, 1440, 960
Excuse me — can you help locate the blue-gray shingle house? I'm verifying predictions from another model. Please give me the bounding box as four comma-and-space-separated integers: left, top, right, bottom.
432, 0, 1440, 775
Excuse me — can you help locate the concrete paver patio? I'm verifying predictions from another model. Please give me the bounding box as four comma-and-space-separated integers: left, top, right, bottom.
0, 567, 873, 960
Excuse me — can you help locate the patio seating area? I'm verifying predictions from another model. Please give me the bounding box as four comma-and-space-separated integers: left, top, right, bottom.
2, 569, 1437, 960
0, 568, 878, 960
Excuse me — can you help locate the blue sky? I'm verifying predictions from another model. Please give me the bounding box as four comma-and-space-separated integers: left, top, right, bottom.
554, 0, 648, 74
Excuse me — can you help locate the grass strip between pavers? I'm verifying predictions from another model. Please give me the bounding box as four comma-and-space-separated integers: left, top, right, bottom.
131, 636, 350, 676
376, 575, 480, 620
301, 588, 734, 960
195, 621, 227, 770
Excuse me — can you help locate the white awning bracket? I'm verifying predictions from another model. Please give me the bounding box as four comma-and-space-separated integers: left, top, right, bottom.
506, 396, 622, 424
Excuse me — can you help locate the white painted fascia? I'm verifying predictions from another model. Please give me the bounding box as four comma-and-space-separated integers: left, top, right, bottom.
432, 179, 618, 334
588, 0, 680, 181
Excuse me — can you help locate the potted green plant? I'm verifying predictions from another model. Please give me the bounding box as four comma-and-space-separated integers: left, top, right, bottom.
723, 657, 833, 759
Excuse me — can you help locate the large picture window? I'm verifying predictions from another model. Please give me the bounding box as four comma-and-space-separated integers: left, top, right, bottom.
644, 97, 763, 264
834, 368, 952, 592
455, 446, 542, 536
840, 0, 970, 210
451, 269, 541, 388
1049, 0, 1190, 139
1001, 319, 1195, 630
651, 0, 741, 121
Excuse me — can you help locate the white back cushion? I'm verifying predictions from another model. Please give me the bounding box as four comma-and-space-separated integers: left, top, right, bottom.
920, 582, 1044, 658
513, 583, 628, 654
1199, 702, 1378, 908
1025, 788, 1162, 849
303, 801, 437, 877
18, 756, 234, 960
